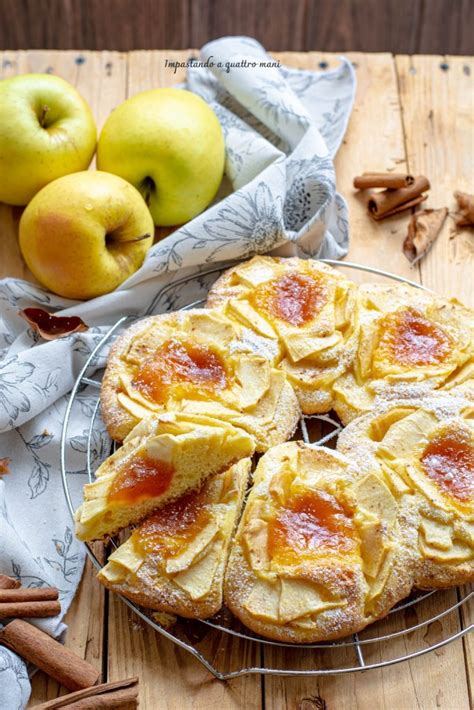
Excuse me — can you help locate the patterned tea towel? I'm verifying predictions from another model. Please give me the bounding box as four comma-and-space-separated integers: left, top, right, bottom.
0, 36, 355, 708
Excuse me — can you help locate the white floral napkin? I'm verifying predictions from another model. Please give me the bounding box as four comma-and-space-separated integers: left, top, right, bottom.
0, 36, 355, 709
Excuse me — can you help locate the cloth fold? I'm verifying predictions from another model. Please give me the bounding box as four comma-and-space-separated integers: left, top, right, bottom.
0, 36, 355, 709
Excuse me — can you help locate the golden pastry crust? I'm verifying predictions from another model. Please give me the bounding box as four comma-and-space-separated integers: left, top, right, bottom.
84, 259, 474, 634
100, 315, 158, 443
337, 395, 474, 589
100, 308, 300, 451
97, 459, 251, 619
332, 283, 474, 424
74, 412, 255, 541
224, 442, 414, 642
206, 256, 357, 415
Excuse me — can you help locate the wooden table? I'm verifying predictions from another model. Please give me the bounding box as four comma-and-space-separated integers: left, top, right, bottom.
0, 49, 472, 710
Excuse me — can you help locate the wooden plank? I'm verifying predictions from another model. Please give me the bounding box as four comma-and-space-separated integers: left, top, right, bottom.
304, 1, 422, 54
395, 54, 474, 306
2, 1, 474, 55
359, 593, 470, 709
459, 586, 474, 708
24, 49, 127, 705
108, 595, 261, 710
321, 52, 421, 279
24, 49, 128, 139
276, 51, 421, 284
128, 49, 191, 93
86, 0, 190, 52
189, 0, 306, 52
264, 51, 471, 710
0, 0, 190, 51
263, 51, 402, 708
28, 551, 106, 706
104, 49, 262, 709
396, 51, 474, 704
417, 1, 474, 56
0, 50, 31, 282
1, 49, 470, 709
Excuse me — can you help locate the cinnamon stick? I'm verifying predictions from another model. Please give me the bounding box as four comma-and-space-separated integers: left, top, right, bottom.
371, 195, 428, 220
33, 677, 139, 709
368, 176, 430, 219
403, 207, 449, 264
0, 587, 58, 603
0, 574, 20, 590
0, 600, 61, 618
0, 619, 100, 691
354, 172, 415, 189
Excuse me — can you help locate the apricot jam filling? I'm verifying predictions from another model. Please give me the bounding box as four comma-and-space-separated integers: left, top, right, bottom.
132, 338, 228, 403
136, 487, 211, 557
420, 428, 474, 502
108, 456, 174, 505
378, 307, 450, 367
267, 490, 356, 564
251, 271, 327, 327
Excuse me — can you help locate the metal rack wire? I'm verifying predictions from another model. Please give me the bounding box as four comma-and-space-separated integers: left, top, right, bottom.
60, 260, 473, 679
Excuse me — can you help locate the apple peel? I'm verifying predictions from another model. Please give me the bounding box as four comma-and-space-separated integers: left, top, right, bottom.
19, 307, 89, 341
0, 458, 11, 476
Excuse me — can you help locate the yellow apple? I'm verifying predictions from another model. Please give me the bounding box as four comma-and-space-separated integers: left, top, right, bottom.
0, 73, 97, 206
97, 88, 225, 226
19, 171, 154, 300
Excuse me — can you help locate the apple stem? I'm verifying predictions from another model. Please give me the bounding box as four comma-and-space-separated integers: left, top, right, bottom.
141, 176, 155, 206
129, 232, 152, 243
106, 232, 152, 245
39, 105, 51, 127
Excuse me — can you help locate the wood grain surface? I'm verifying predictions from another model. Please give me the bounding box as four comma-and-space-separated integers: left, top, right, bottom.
1, 1, 474, 54
0, 49, 472, 710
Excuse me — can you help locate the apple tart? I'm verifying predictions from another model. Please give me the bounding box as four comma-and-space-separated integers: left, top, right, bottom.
332, 283, 474, 424
206, 256, 356, 414
337, 397, 474, 588
100, 308, 299, 451
97, 459, 251, 618
224, 442, 413, 642
74, 412, 254, 541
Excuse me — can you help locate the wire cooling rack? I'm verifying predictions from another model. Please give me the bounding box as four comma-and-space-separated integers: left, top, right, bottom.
61, 260, 473, 679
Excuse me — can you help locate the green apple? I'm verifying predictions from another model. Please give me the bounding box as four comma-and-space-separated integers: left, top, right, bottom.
97, 88, 225, 226
19, 171, 154, 300
0, 73, 97, 206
